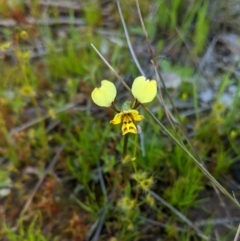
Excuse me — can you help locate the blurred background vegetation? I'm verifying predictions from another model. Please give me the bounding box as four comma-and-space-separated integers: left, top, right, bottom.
1, 0, 240, 240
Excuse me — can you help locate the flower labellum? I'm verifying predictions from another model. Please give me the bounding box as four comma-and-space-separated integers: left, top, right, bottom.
110, 109, 144, 135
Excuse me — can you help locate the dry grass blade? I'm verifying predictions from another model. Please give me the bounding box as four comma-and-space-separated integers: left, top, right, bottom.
91, 43, 132, 93
89, 207, 107, 241
116, 0, 145, 76
139, 216, 185, 231
195, 218, 240, 228
149, 190, 210, 240
0, 17, 85, 27
9, 103, 78, 137
212, 184, 232, 221
86, 161, 108, 240
234, 223, 240, 241
97, 160, 107, 197
135, 0, 154, 61
25, 0, 81, 10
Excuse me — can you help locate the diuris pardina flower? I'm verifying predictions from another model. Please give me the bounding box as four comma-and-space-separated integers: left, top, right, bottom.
91, 76, 157, 135
110, 104, 144, 135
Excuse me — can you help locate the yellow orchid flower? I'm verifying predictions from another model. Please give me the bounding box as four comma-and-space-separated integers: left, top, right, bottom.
91, 80, 117, 107
110, 109, 144, 135
91, 76, 157, 135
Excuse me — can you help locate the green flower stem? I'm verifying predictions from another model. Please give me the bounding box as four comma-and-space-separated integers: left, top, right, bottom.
110, 103, 120, 113
122, 134, 129, 183
131, 134, 138, 179
143, 105, 240, 209
131, 137, 140, 200
123, 133, 129, 157
132, 99, 140, 109
133, 133, 138, 159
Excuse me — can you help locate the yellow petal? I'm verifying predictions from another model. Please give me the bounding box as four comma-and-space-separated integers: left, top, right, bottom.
123, 109, 139, 114
110, 113, 123, 125
91, 80, 117, 107
131, 76, 157, 103
131, 113, 144, 122
123, 109, 144, 122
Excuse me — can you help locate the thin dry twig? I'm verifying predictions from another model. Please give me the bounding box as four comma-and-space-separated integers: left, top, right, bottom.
142, 216, 240, 229
91, 44, 132, 93
85, 219, 99, 241
89, 207, 107, 241
9, 103, 81, 137
234, 223, 240, 241
19, 145, 64, 217
0, 17, 85, 27
212, 184, 232, 223
25, 0, 82, 11
195, 218, 240, 228
149, 190, 210, 240
116, 0, 145, 76
139, 216, 185, 231
86, 158, 108, 240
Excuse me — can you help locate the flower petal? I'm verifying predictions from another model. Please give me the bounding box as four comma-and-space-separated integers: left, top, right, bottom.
123, 109, 139, 114
131, 113, 144, 122
91, 80, 117, 107
131, 76, 157, 103
123, 109, 144, 122
110, 113, 123, 125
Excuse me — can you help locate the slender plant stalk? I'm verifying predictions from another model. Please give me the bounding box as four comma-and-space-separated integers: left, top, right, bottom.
132, 134, 140, 200
123, 134, 129, 157
234, 223, 240, 241
91, 44, 132, 93
122, 134, 129, 184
